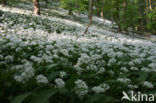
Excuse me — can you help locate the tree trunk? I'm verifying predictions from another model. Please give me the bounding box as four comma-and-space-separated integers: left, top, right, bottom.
100, 0, 104, 19
68, 3, 73, 15
152, 0, 155, 8
145, 0, 149, 31
88, 0, 94, 19
33, 0, 40, 15
100, 11, 104, 19
116, 6, 122, 32
45, 0, 48, 8
1, 0, 7, 6
85, 0, 94, 34
123, 0, 127, 11
76, 0, 80, 15
138, 0, 146, 32
149, 0, 152, 10
123, 0, 128, 32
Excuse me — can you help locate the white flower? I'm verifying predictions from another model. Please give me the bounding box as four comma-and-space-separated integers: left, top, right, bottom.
5, 55, 13, 62
87, 64, 97, 71
97, 67, 105, 74
148, 63, 156, 69
61, 49, 69, 56
30, 55, 43, 64
77, 53, 91, 64
120, 67, 129, 72
92, 83, 110, 93
75, 79, 88, 96
60, 71, 66, 78
143, 81, 154, 89
55, 78, 65, 88
108, 58, 116, 64
36, 74, 48, 84
0, 55, 3, 59
130, 67, 138, 71
14, 76, 22, 82
14, 61, 35, 82
128, 84, 138, 89
117, 78, 131, 84
116, 52, 123, 58
92, 86, 105, 93
74, 65, 83, 74
141, 67, 151, 72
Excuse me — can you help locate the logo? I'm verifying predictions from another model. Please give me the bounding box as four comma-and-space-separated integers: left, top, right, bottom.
121, 91, 155, 102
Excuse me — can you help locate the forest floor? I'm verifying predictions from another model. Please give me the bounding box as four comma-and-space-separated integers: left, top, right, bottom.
0, 1, 156, 103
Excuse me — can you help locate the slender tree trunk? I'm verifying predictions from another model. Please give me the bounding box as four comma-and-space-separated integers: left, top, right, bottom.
1, 0, 7, 6
145, 0, 149, 32
123, 0, 127, 11
111, 8, 114, 26
138, 0, 146, 32
116, 6, 122, 32
149, 0, 152, 10
88, 0, 94, 19
33, 0, 40, 15
45, 0, 48, 8
100, 0, 104, 19
68, 3, 73, 15
85, 0, 94, 34
76, 0, 80, 15
123, 0, 128, 32
100, 11, 104, 19
152, 0, 155, 8
84, 19, 92, 34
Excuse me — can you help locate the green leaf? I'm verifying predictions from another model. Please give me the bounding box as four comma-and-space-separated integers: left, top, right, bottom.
85, 94, 119, 103
102, 95, 120, 103
31, 89, 58, 103
85, 94, 104, 103
47, 71, 60, 81
136, 72, 149, 83
11, 92, 31, 103
66, 74, 79, 88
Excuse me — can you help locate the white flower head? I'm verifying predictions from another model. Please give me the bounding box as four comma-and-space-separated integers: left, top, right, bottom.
55, 78, 65, 88
143, 81, 154, 89
117, 78, 131, 84
36, 74, 48, 84
120, 67, 129, 72
92, 83, 110, 93
97, 67, 105, 74
60, 71, 66, 78
75, 79, 88, 97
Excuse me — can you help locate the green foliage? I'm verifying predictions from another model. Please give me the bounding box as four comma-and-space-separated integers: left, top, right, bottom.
12, 92, 31, 103
147, 7, 156, 34
120, 4, 139, 30
60, 0, 88, 13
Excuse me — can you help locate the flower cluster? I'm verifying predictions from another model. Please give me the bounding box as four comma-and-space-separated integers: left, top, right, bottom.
92, 83, 110, 93
36, 74, 48, 84
75, 79, 88, 97
55, 78, 65, 88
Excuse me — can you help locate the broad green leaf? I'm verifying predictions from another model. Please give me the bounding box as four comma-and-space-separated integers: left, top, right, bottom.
47, 71, 60, 81
11, 92, 31, 103
31, 89, 58, 103
85, 94, 104, 103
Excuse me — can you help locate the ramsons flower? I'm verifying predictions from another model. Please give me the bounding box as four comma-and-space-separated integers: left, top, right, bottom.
92, 83, 110, 93
143, 81, 154, 89
75, 79, 88, 97
36, 74, 48, 84
55, 78, 65, 88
